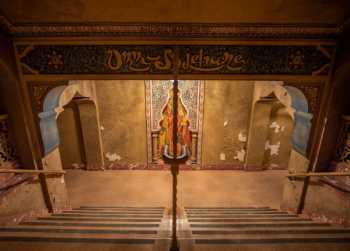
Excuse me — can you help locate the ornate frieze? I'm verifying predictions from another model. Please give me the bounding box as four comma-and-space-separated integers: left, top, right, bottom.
0, 115, 17, 165
335, 115, 350, 165
18, 45, 333, 76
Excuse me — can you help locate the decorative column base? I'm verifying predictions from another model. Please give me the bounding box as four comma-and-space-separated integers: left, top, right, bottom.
151, 131, 160, 163
190, 131, 198, 164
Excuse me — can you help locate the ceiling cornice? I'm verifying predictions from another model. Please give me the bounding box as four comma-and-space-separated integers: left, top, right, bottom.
0, 14, 341, 40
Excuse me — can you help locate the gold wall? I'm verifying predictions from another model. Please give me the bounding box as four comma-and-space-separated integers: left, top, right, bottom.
202, 80, 254, 165
95, 80, 147, 164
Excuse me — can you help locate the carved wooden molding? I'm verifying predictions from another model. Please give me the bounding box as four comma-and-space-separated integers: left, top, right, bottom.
0, 15, 340, 39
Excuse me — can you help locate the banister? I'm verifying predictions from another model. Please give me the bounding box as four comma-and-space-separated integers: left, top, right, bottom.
0, 169, 65, 175
287, 171, 350, 178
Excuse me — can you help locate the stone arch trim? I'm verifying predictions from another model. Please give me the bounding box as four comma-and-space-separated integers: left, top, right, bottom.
38, 81, 97, 154
250, 81, 313, 157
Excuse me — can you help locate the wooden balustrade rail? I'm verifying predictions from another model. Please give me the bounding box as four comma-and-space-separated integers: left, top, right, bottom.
0, 169, 65, 175
287, 172, 350, 178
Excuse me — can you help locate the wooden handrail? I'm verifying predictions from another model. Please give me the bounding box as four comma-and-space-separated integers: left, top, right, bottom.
0, 169, 65, 175
287, 172, 350, 178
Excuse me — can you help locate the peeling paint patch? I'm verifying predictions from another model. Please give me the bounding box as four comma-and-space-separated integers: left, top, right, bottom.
269, 163, 279, 169
105, 152, 122, 162
71, 163, 84, 169
238, 132, 247, 142
270, 121, 283, 133
234, 149, 246, 162
220, 153, 226, 161
223, 121, 228, 127
265, 141, 281, 155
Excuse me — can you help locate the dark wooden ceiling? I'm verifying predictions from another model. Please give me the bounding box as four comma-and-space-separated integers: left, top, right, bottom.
0, 0, 349, 25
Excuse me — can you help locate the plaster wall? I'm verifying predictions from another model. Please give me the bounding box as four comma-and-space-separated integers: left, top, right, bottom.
0, 179, 47, 224
281, 177, 350, 226
264, 104, 294, 169
245, 100, 274, 168
202, 80, 254, 165
41, 148, 70, 210
76, 99, 103, 169
95, 80, 147, 165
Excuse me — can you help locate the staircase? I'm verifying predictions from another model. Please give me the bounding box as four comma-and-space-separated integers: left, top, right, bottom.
184, 207, 350, 251
0, 206, 167, 251
0, 206, 350, 251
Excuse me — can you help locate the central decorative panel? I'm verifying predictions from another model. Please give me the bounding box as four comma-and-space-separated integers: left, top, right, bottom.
145, 80, 204, 165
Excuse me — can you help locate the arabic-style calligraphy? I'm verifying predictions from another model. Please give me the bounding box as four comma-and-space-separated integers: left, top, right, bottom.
180, 49, 245, 72
107, 48, 174, 72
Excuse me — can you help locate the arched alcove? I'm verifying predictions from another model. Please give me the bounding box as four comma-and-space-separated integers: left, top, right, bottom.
39, 82, 103, 170
57, 97, 86, 169
245, 82, 312, 170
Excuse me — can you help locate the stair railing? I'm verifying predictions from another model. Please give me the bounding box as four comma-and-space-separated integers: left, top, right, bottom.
287, 171, 350, 214
0, 169, 65, 175
287, 172, 350, 178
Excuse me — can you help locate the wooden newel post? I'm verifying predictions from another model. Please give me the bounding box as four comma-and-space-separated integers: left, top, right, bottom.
170, 79, 180, 251
161, 80, 188, 251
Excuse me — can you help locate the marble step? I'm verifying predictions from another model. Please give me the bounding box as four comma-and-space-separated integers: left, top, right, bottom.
20, 220, 160, 228
79, 206, 164, 210
52, 213, 163, 218
0, 235, 156, 244
187, 213, 296, 218
185, 207, 271, 210
68, 210, 165, 215
0, 227, 158, 235
191, 227, 350, 235
194, 234, 350, 244
36, 216, 162, 222
190, 222, 331, 228
188, 217, 312, 222
186, 209, 279, 213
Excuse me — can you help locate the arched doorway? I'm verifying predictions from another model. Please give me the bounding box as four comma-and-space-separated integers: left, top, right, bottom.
245, 82, 312, 172
38, 82, 104, 170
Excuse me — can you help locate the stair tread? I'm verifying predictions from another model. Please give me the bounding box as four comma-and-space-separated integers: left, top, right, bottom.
37, 217, 162, 222
188, 218, 312, 222
190, 222, 331, 228
68, 210, 164, 214
79, 206, 164, 209
194, 236, 350, 244
185, 207, 271, 209
187, 215, 296, 218
0, 227, 158, 234
191, 228, 350, 234
52, 213, 163, 218
21, 221, 160, 228
187, 213, 290, 218
0, 235, 156, 244
0, 231, 159, 238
